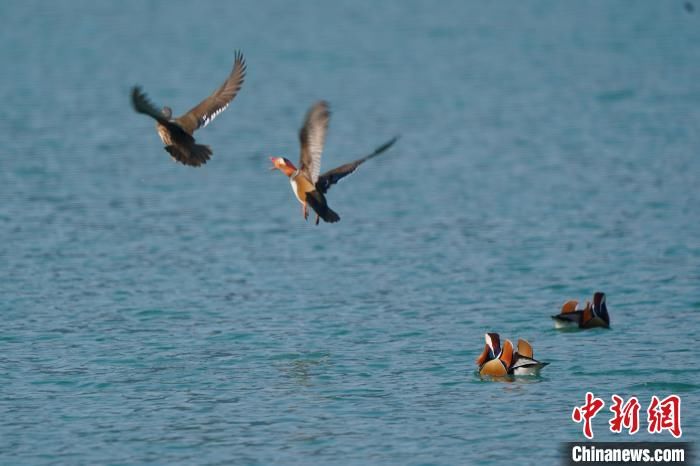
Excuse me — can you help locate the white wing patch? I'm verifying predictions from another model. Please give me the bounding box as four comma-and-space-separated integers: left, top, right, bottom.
200, 103, 230, 129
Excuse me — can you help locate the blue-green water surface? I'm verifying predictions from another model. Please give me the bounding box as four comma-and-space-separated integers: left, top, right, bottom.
1, 1, 699, 464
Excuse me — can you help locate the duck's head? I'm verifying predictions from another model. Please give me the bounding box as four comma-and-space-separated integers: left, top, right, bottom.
161, 106, 173, 119
269, 157, 297, 176
477, 332, 513, 377
592, 291, 610, 325
485, 332, 501, 358
475, 332, 498, 367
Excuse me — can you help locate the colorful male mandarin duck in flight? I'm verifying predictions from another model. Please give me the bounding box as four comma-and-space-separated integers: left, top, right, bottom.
131, 51, 246, 167
475, 333, 548, 377
270, 101, 398, 224
551, 291, 610, 329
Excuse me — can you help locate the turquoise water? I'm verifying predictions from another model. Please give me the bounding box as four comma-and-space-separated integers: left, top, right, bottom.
1, 1, 699, 464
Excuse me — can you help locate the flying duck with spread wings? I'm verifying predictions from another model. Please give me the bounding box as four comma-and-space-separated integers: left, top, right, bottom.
270, 100, 398, 224
131, 51, 246, 167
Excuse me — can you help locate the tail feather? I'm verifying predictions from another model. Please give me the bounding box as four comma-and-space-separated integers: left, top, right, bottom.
165, 143, 212, 167
306, 190, 340, 224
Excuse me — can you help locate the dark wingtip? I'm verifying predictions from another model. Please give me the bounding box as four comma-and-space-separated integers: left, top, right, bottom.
233, 49, 247, 76
366, 135, 400, 160
130, 85, 150, 113
379, 135, 399, 152
313, 100, 331, 118
130, 86, 141, 111
321, 101, 331, 118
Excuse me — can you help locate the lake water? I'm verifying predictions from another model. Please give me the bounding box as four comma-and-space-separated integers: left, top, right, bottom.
1, 1, 698, 464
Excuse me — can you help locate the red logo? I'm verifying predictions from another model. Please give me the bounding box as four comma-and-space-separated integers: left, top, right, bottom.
572, 392, 605, 439
647, 395, 682, 438
609, 395, 640, 434
572, 394, 682, 439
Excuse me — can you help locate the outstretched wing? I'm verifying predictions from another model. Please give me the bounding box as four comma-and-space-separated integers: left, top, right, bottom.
175, 50, 247, 134
298, 101, 330, 184
131, 86, 170, 125
315, 136, 398, 194
131, 86, 194, 143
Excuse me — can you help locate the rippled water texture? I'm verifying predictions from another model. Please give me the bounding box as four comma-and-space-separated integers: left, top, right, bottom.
1, 1, 699, 464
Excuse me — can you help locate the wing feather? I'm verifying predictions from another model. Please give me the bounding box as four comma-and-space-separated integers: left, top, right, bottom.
315, 136, 398, 194
131, 86, 194, 143
298, 101, 330, 184
175, 51, 246, 134
131, 86, 170, 125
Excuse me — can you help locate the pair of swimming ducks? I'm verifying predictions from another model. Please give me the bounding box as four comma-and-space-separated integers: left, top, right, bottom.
131, 51, 398, 225
477, 291, 610, 377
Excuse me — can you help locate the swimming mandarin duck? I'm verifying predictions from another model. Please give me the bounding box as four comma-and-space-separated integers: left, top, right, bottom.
551, 291, 610, 329
475, 333, 548, 376
270, 101, 398, 224
131, 51, 246, 167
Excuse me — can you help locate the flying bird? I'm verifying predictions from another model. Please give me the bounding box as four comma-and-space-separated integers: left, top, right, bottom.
270, 100, 398, 224
131, 51, 246, 167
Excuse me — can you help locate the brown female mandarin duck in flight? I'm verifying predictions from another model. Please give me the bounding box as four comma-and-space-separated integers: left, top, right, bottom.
270, 101, 398, 224
131, 51, 246, 167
